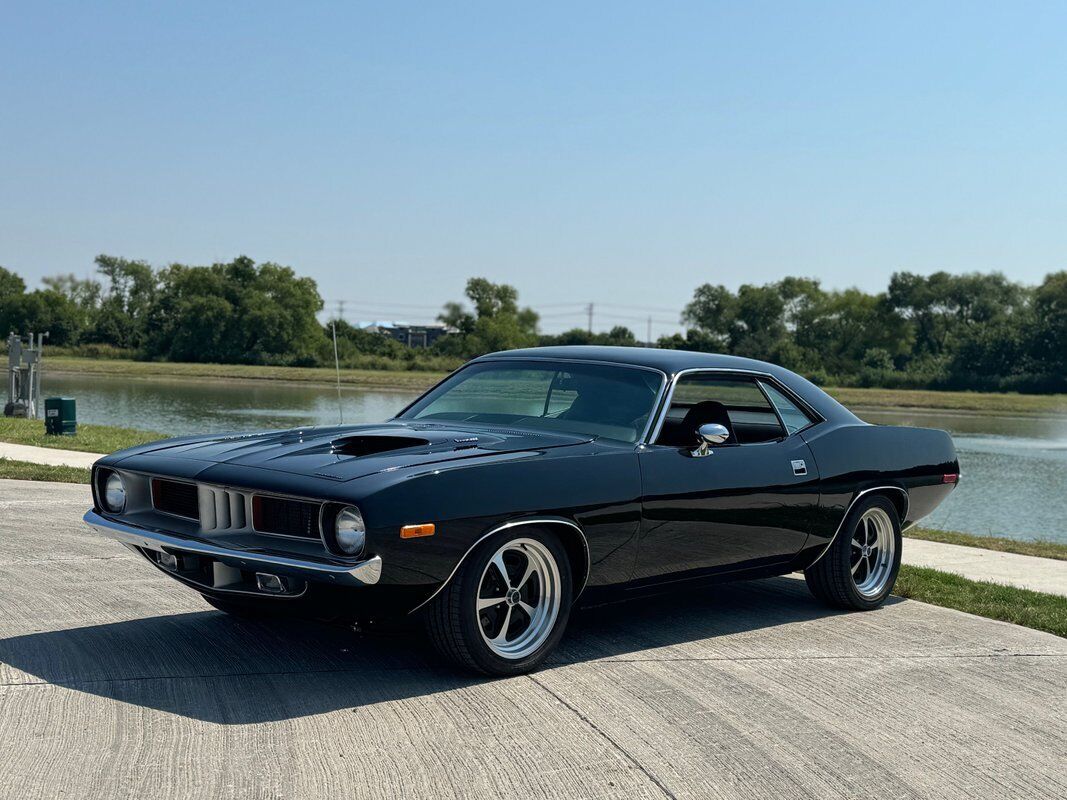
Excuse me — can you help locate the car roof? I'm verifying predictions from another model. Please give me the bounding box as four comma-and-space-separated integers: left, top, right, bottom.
474, 345, 784, 375
471, 346, 858, 424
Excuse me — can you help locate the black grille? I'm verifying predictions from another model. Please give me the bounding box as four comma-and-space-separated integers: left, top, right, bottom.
152, 479, 199, 520
252, 495, 321, 539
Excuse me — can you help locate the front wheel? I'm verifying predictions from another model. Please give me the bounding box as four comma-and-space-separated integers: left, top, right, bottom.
805, 495, 902, 610
425, 528, 572, 676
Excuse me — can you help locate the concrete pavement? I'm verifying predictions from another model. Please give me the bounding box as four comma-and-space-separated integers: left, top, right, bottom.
0, 479, 1064, 799
903, 536, 1067, 596
0, 441, 100, 469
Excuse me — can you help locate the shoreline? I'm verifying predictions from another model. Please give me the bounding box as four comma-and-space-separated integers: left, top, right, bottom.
40, 357, 1067, 416
47, 368, 426, 394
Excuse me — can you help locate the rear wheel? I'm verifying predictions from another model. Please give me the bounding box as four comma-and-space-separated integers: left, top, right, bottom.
426, 529, 572, 675
805, 495, 901, 610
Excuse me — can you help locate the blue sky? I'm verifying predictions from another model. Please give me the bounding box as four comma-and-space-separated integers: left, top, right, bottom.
2, 1, 1065, 336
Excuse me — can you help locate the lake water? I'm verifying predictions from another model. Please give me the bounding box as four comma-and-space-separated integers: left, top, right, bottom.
42, 372, 1067, 544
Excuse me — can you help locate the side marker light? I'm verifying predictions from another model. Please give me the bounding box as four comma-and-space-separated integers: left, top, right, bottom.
401, 523, 436, 539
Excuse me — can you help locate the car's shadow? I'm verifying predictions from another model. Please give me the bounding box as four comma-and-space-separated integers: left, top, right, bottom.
0, 577, 887, 724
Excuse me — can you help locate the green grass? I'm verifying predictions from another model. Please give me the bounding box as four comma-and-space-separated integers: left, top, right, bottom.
826, 385, 1067, 415
0, 416, 161, 453
906, 526, 1067, 561
894, 565, 1067, 638
0, 458, 90, 483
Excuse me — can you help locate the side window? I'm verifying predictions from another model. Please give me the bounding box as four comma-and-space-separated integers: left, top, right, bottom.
760, 381, 814, 434
655, 375, 785, 446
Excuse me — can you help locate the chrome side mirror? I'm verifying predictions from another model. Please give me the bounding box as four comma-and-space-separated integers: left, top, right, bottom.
692, 423, 730, 457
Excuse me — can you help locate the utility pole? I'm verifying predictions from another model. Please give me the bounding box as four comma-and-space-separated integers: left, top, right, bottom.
331, 321, 343, 425
647, 315, 652, 347
586, 303, 594, 334
337, 299, 345, 323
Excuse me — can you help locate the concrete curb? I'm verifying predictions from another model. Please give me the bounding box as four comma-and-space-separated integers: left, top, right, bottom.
0, 442, 101, 469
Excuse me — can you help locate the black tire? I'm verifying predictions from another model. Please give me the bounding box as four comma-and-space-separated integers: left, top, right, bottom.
425, 528, 573, 676
805, 494, 902, 610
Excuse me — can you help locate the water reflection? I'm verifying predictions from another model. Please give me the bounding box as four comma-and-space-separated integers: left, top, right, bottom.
42, 373, 1067, 543
860, 409, 1067, 542
43, 373, 417, 435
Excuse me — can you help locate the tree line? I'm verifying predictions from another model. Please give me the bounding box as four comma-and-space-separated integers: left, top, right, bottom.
1, 255, 1065, 391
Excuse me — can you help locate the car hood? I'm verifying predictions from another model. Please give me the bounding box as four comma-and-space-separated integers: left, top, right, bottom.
111, 421, 593, 481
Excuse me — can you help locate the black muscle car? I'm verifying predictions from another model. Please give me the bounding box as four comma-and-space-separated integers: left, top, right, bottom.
85, 347, 960, 675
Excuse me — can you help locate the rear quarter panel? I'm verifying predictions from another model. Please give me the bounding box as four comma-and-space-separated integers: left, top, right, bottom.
795, 422, 959, 565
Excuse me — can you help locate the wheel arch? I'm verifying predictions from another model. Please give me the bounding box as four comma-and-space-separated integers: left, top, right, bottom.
408, 516, 590, 615
868, 486, 909, 525
808, 485, 909, 568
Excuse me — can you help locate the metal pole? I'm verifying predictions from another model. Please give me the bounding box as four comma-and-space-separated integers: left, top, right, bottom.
331, 321, 344, 424
586, 303, 593, 334
27, 331, 35, 419
35, 332, 46, 419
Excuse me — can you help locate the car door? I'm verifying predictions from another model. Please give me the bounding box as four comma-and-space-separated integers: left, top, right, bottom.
632, 373, 821, 584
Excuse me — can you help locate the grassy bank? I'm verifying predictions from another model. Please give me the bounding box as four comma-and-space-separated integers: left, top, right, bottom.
0, 458, 90, 483
906, 527, 1067, 561
826, 386, 1067, 415
0, 417, 160, 453
41, 356, 1067, 414
47, 356, 448, 391
894, 565, 1067, 638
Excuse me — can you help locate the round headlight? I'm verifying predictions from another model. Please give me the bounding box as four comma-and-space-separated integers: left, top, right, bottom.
104, 472, 127, 513
334, 506, 366, 555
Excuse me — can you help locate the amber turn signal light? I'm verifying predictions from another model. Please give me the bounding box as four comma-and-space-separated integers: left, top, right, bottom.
400, 523, 436, 539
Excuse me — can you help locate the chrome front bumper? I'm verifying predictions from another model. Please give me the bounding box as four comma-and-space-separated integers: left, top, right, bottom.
83, 510, 382, 586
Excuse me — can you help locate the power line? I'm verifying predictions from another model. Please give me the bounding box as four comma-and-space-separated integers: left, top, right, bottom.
321, 297, 685, 336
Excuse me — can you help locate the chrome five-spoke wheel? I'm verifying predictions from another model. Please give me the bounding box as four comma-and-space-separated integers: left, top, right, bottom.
804, 494, 902, 610
850, 506, 896, 598
426, 528, 573, 675
477, 538, 563, 659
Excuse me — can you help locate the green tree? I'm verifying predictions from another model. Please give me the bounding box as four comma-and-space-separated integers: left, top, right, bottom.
887, 271, 1026, 358
436, 278, 539, 357
41, 273, 102, 309
0, 290, 84, 344
0, 266, 26, 300
143, 256, 325, 365
83, 255, 157, 348
680, 281, 794, 362
1031, 271, 1067, 377
542, 325, 638, 347
792, 288, 913, 375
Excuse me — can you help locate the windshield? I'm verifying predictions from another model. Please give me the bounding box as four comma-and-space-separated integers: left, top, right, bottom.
398, 360, 663, 443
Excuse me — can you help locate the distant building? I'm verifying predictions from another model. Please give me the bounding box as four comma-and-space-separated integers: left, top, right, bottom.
356, 321, 456, 348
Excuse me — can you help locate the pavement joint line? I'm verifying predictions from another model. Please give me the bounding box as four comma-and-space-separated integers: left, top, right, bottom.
0, 664, 441, 689
1, 650, 1063, 692
581, 652, 1067, 664
526, 673, 679, 800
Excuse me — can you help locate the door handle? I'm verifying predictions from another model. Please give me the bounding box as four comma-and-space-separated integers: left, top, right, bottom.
791, 459, 808, 476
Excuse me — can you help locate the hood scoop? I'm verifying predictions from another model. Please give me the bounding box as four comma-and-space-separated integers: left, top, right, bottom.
116, 422, 593, 483
331, 435, 430, 457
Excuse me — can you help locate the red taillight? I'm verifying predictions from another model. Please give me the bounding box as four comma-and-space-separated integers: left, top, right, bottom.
942, 473, 959, 484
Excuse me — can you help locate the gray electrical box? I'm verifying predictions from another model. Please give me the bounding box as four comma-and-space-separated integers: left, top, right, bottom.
5, 332, 46, 419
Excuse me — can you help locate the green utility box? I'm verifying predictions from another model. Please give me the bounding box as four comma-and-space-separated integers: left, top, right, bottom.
44, 397, 77, 436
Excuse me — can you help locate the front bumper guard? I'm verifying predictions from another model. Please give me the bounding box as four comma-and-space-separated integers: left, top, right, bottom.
83, 510, 382, 586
